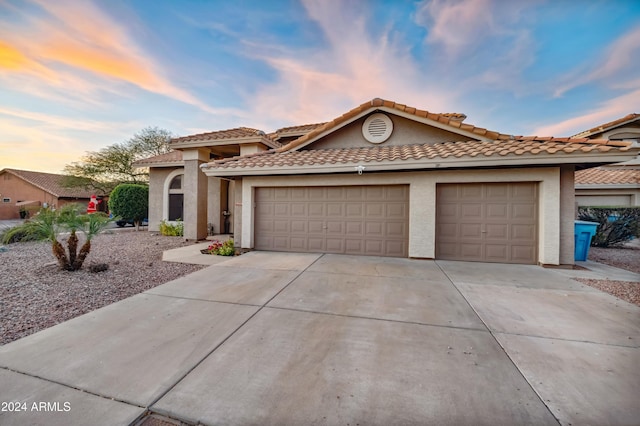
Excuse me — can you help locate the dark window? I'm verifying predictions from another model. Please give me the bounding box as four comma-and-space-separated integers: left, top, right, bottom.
169, 175, 182, 190
169, 194, 184, 221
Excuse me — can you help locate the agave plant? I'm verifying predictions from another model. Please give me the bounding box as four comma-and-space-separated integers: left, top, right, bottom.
2, 204, 112, 271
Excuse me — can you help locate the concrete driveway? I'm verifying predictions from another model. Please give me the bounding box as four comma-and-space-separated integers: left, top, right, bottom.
1, 252, 638, 425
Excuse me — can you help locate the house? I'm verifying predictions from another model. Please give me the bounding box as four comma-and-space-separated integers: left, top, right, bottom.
573, 113, 640, 207
0, 168, 105, 220
138, 99, 639, 265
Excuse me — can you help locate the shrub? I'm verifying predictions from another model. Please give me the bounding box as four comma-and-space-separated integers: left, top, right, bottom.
203, 239, 234, 256
577, 206, 640, 247
108, 184, 149, 229
1, 224, 48, 244
1, 205, 111, 271
160, 219, 184, 236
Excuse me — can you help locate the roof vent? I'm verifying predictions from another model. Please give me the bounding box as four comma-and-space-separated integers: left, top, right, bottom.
362, 113, 393, 144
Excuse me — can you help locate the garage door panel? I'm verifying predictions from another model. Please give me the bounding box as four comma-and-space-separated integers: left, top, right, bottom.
436, 182, 538, 264
460, 223, 482, 238
486, 203, 508, 218
255, 185, 408, 257
365, 222, 384, 236
365, 203, 384, 217
345, 203, 363, 216
345, 222, 363, 235
512, 224, 535, 240
486, 224, 508, 239
461, 204, 482, 218
386, 222, 405, 238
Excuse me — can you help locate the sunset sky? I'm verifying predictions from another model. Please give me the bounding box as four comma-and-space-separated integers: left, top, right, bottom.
1, 0, 639, 173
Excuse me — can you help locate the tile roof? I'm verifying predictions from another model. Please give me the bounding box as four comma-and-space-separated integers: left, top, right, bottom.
170, 127, 279, 147
275, 122, 328, 135
204, 137, 634, 171
1, 168, 101, 198
573, 113, 640, 138
276, 98, 513, 153
132, 150, 183, 167
575, 167, 639, 185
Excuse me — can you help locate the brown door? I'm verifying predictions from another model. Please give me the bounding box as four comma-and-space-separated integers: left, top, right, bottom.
436, 182, 538, 264
255, 185, 409, 257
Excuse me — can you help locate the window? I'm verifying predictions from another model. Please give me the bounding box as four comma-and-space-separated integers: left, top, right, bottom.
168, 174, 184, 221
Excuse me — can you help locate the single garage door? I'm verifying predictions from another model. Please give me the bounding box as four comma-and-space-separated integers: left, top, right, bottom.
436, 182, 538, 264
255, 185, 409, 257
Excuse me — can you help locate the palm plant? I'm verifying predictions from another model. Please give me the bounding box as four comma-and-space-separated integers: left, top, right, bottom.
2, 204, 112, 271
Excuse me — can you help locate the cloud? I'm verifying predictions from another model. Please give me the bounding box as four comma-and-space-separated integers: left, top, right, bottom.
533, 89, 640, 136
554, 25, 640, 97
0, 0, 224, 115
0, 106, 117, 132
243, 0, 454, 129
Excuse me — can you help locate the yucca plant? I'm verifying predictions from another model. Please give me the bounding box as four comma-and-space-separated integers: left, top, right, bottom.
2, 204, 112, 271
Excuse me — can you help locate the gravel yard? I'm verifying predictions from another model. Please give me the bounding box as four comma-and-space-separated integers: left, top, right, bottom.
0, 231, 205, 345
575, 245, 640, 307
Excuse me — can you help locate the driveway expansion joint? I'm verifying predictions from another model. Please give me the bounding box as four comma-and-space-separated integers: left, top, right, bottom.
0, 366, 145, 409
493, 331, 640, 349
146, 254, 326, 410
263, 305, 491, 333
433, 261, 561, 425
142, 291, 261, 308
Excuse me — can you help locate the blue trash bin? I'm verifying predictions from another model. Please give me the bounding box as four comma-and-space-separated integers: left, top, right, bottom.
574, 220, 599, 261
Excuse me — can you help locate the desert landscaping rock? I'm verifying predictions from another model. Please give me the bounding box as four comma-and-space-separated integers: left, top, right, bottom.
0, 231, 205, 345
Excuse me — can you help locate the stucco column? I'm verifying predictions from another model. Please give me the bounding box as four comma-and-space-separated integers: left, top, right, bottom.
559, 165, 576, 265
183, 148, 209, 240
233, 177, 242, 247
207, 176, 221, 235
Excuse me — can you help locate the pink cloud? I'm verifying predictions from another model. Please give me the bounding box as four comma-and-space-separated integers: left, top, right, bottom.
245, 0, 455, 129
534, 89, 640, 136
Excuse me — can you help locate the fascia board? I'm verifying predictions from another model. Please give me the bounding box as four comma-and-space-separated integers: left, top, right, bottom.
202, 152, 640, 178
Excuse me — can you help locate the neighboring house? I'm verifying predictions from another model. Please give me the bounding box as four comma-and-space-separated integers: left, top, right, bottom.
0, 168, 105, 220
575, 167, 639, 206
573, 113, 640, 207
139, 98, 639, 265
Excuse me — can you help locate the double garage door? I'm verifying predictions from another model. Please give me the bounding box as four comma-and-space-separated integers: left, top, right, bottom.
255, 185, 409, 257
254, 182, 538, 263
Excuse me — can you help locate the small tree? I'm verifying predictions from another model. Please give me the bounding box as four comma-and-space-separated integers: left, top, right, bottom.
2, 204, 112, 271
578, 206, 640, 247
109, 184, 149, 230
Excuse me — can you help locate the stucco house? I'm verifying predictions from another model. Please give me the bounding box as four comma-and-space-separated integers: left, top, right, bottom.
138, 99, 639, 265
573, 113, 640, 207
0, 168, 105, 220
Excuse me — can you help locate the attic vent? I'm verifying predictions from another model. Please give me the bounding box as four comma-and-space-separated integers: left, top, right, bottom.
362, 113, 393, 144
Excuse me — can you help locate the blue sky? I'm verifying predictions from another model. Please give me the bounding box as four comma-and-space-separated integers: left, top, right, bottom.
1, 0, 639, 173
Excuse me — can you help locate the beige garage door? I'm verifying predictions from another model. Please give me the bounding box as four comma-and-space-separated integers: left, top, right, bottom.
255, 185, 409, 257
436, 182, 538, 264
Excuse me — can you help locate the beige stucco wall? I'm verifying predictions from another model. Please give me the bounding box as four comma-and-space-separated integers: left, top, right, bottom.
559, 165, 575, 265
240, 166, 567, 265
310, 114, 478, 150
148, 168, 178, 232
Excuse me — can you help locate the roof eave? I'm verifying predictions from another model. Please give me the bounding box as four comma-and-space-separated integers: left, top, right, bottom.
133, 161, 185, 168
170, 136, 279, 150
202, 151, 639, 178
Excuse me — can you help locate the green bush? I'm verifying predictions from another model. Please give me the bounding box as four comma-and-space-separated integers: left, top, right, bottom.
1, 224, 48, 244
577, 206, 640, 247
160, 219, 183, 236
108, 184, 149, 228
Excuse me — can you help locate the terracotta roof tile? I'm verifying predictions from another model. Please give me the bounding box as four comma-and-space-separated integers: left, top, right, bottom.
274, 122, 327, 135
205, 137, 634, 171
171, 127, 273, 145
575, 167, 639, 185
277, 98, 513, 153
132, 150, 182, 166
1, 168, 102, 198
573, 113, 640, 138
